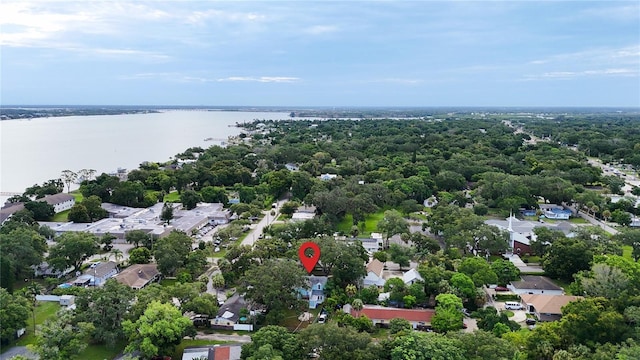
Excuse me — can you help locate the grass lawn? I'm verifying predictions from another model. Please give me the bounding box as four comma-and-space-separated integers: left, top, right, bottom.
15, 302, 61, 346
173, 339, 230, 359
336, 211, 386, 237
79, 341, 126, 360
623, 245, 633, 260
502, 310, 514, 318
52, 209, 70, 222
164, 191, 181, 203
569, 217, 588, 224
160, 278, 178, 287
70, 191, 84, 203
280, 307, 321, 331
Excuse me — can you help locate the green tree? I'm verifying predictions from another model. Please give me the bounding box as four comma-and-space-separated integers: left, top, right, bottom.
241, 325, 301, 360
388, 244, 413, 270
200, 186, 229, 204
389, 317, 412, 334
125, 229, 151, 248
490, 259, 521, 286
458, 257, 498, 287
160, 202, 174, 224
389, 331, 465, 360
129, 247, 152, 264
47, 231, 99, 273
449, 273, 476, 301
542, 237, 593, 282
154, 230, 192, 276
68, 204, 91, 223
451, 330, 519, 360
29, 309, 94, 360
240, 259, 308, 316
123, 301, 193, 359
431, 293, 463, 333
75, 279, 134, 346
0, 227, 47, 291
24, 201, 55, 221
82, 195, 108, 221
279, 201, 300, 217
297, 323, 375, 360
377, 210, 409, 248
61, 170, 78, 193
180, 189, 202, 210
0, 288, 31, 343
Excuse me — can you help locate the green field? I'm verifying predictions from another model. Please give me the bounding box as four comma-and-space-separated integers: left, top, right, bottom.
164, 191, 181, 202
623, 245, 633, 260
52, 209, 70, 222
79, 341, 126, 360
70, 191, 84, 203
568, 217, 588, 224
15, 302, 61, 346
336, 211, 386, 236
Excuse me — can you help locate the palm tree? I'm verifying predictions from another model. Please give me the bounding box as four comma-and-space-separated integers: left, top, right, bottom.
211, 273, 225, 297
345, 284, 357, 298
111, 249, 123, 263
352, 298, 364, 318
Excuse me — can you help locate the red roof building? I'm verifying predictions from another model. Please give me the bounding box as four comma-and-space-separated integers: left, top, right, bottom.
350, 305, 435, 329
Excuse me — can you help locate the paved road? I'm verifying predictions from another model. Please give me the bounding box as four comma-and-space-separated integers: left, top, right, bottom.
240, 199, 286, 247
194, 332, 251, 343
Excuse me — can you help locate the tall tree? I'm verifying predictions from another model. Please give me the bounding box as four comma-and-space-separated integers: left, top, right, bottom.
180, 189, 202, 210
0, 227, 47, 290
29, 310, 94, 360
47, 232, 99, 273
160, 202, 174, 224
240, 259, 308, 316
122, 301, 193, 359
60, 170, 78, 193
377, 210, 409, 248
0, 288, 31, 343
431, 293, 464, 333
75, 279, 134, 346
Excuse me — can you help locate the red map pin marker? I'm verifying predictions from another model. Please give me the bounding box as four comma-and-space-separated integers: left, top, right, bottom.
298, 241, 320, 274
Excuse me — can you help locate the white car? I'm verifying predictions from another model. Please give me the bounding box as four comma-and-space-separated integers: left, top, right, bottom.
504, 301, 524, 310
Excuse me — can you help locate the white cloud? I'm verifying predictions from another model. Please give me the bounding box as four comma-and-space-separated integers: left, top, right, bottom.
303, 25, 339, 35
217, 76, 300, 83
523, 68, 639, 81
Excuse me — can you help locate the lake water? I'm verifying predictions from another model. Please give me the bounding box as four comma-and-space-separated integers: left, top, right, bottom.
0, 110, 291, 201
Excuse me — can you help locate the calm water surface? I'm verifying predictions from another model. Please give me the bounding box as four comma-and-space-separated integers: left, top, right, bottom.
0, 110, 290, 199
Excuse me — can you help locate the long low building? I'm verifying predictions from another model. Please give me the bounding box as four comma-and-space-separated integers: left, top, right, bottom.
348, 305, 435, 329
41, 202, 230, 240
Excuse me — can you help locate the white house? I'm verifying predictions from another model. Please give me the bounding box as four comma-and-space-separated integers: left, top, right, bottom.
43, 193, 76, 213
402, 268, 424, 285
319, 173, 338, 181
508, 275, 564, 296
77, 261, 119, 287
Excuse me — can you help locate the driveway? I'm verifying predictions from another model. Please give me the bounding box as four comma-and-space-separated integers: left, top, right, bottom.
0, 346, 37, 360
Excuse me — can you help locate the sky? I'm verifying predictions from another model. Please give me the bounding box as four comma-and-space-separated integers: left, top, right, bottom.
1, 1, 639, 107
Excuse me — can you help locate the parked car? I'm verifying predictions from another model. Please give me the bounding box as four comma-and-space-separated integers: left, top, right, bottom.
525, 318, 537, 325
494, 286, 509, 292
318, 314, 327, 324
504, 301, 524, 310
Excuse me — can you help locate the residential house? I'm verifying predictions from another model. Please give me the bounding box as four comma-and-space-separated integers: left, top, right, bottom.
43, 193, 75, 213
298, 275, 328, 309
33, 262, 73, 278
520, 293, 583, 322
76, 261, 118, 287
539, 204, 572, 220
423, 196, 438, 208
284, 163, 299, 171
182, 345, 242, 360
349, 305, 435, 329
363, 259, 386, 288
319, 173, 338, 181
508, 275, 564, 295
337, 236, 383, 255
402, 268, 424, 285
114, 264, 161, 290
212, 293, 252, 331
